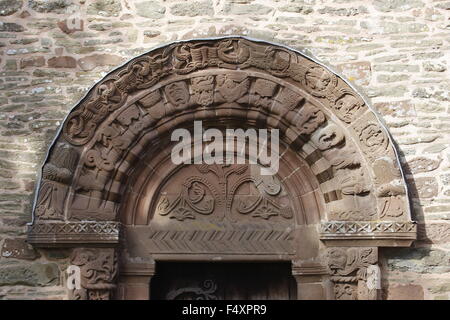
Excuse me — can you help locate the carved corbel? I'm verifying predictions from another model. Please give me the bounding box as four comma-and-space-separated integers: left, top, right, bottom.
68, 247, 118, 300
327, 247, 379, 300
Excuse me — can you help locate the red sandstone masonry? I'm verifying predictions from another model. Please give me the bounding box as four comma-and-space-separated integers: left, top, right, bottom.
0, 0, 449, 300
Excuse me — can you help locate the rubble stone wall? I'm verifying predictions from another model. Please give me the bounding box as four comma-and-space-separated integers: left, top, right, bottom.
0, 0, 449, 299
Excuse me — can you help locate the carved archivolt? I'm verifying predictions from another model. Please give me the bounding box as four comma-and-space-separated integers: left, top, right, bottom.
31, 38, 411, 225
27, 37, 415, 300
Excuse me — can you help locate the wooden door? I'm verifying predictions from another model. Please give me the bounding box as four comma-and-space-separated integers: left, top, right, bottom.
151, 262, 297, 300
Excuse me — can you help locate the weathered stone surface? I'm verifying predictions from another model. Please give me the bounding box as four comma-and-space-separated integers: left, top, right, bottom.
374, 64, 420, 72
385, 284, 424, 300
222, 3, 272, 15
423, 61, 446, 72
77, 54, 123, 71
170, 1, 213, 17
425, 205, 450, 213
367, 85, 407, 97
57, 19, 84, 34
410, 177, 439, 198
1, 238, 40, 260
417, 222, 450, 243
4, 59, 17, 70
428, 283, 450, 295
407, 157, 441, 174
374, 100, 415, 117
87, 0, 121, 17
373, 0, 424, 12
375, 21, 428, 34
47, 56, 76, 68
377, 74, 410, 83
336, 61, 371, 86
0, 22, 25, 32
0, 263, 59, 286
374, 54, 407, 63
143, 30, 160, 38
0, 0, 22, 16
346, 43, 384, 52
33, 69, 69, 77
436, 2, 450, 10
135, 1, 165, 19
441, 174, 450, 186
279, 4, 313, 14
20, 56, 45, 69
318, 6, 367, 16
28, 0, 75, 13
0, 0, 447, 301
276, 16, 305, 24
399, 135, 439, 145
42, 249, 70, 260
10, 38, 39, 45
423, 144, 447, 154
415, 101, 445, 113
384, 248, 450, 274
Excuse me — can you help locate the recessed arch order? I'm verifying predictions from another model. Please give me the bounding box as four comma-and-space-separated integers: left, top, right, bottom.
28, 36, 416, 300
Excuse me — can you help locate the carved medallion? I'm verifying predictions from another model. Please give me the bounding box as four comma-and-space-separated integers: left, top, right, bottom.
355, 121, 390, 161
302, 65, 337, 98
333, 91, 364, 123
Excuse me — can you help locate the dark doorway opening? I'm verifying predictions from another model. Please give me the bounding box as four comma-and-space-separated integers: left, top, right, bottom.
150, 262, 297, 300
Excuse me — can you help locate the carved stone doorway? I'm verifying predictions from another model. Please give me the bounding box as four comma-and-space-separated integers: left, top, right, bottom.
151, 262, 297, 300
27, 37, 416, 300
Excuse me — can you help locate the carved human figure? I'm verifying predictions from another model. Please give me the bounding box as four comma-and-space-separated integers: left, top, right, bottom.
36, 143, 78, 220
334, 93, 363, 123
303, 65, 336, 97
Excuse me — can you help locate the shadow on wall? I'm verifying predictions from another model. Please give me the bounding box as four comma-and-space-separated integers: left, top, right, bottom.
379, 141, 447, 300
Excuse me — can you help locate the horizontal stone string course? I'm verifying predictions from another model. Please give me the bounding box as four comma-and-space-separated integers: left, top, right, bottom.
27, 221, 121, 246
321, 221, 417, 234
